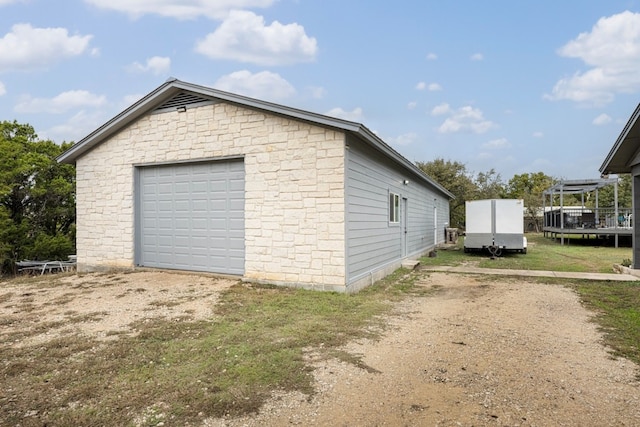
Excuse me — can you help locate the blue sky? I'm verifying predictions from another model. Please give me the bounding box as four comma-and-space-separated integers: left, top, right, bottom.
1, 0, 640, 181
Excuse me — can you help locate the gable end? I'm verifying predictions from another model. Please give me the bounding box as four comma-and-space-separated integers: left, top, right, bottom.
153, 91, 218, 114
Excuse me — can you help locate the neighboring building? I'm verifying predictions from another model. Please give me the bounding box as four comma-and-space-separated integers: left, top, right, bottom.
58, 78, 453, 292
600, 103, 640, 268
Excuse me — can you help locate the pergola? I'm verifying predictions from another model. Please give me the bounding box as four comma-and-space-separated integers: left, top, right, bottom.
544, 178, 619, 205
542, 177, 629, 246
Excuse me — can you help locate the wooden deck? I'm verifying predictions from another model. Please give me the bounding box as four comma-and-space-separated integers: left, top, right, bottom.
543, 226, 632, 247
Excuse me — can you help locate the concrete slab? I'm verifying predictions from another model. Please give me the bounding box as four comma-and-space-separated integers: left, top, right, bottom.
402, 260, 420, 270
422, 265, 639, 281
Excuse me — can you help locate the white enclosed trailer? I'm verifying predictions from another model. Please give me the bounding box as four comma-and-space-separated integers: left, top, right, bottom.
464, 199, 527, 256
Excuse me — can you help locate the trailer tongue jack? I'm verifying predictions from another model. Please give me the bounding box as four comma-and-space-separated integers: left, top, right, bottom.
487, 245, 503, 258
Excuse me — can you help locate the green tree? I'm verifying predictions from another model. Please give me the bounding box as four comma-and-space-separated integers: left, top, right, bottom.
0, 120, 75, 273
417, 160, 509, 228
504, 172, 556, 231
474, 168, 505, 200
594, 174, 631, 208
416, 158, 476, 228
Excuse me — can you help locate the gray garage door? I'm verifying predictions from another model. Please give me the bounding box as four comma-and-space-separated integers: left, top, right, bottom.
137, 159, 245, 275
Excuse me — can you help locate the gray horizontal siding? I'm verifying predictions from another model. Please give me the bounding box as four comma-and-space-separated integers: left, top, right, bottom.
346, 137, 450, 283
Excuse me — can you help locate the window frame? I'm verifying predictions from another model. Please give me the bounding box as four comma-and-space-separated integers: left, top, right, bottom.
389, 192, 400, 224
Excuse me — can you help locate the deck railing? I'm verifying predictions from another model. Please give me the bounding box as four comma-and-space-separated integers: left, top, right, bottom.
544, 207, 632, 230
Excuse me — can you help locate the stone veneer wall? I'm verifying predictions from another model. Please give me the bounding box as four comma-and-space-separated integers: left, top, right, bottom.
75, 102, 347, 289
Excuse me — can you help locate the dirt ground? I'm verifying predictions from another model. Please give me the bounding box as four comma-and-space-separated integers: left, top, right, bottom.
2, 270, 640, 426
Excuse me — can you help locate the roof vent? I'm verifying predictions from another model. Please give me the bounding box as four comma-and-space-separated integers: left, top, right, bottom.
153, 91, 217, 114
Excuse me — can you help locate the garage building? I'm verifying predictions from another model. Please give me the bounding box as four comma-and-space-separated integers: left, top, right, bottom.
58, 78, 453, 292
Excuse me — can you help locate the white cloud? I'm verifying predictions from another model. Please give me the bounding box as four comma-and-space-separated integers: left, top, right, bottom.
407, 101, 417, 110
532, 131, 544, 138
14, 90, 107, 114
325, 107, 364, 122
433, 104, 496, 134
307, 86, 326, 99
482, 137, 510, 149
122, 93, 145, 109
46, 109, 106, 143
593, 113, 612, 125
0, 81, 5, 96
428, 83, 442, 91
470, 52, 484, 61
195, 10, 317, 66
426, 53, 437, 60
213, 70, 295, 100
0, 24, 93, 71
431, 103, 452, 116
415, 81, 426, 90
0, 0, 20, 5
127, 56, 171, 75
547, 11, 640, 105
84, 0, 275, 20
387, 132, 417, 146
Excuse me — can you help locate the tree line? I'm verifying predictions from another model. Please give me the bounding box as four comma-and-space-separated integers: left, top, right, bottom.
0, 121, 75, 274
417, 158, 631, 230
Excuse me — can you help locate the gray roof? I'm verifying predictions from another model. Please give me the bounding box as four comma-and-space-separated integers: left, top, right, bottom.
57, 78, 454, 199
600, 103, 640, 174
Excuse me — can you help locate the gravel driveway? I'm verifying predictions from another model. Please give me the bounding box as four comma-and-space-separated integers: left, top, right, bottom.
210, 271, 640, 426
2, 270, 639, 426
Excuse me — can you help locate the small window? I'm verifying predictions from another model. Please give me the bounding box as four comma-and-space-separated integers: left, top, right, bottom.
389, 192, 400, 223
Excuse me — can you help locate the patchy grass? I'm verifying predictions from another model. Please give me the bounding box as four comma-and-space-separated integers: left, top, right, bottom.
569, 280, 640, 366
419, 244, 465, 267
480, 234, 632, 273
423, 234, 640, 370
528, 277, 640, 368
0, 268, 428, 426
2, 253, 639, 425
421, 233, 632, 273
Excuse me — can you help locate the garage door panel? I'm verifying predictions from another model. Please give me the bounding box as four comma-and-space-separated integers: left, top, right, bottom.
224, 241, 243, 251
158, 183, 173, 193
229, 200, 244, 211
207, 218, 225, 229
158, 200, 174, 212
228, 218, 244, 229
191, 219, 208, 231
138, 160, 245, 275
228, 180, 244, 192
192, 200, 208, 212
209, 181, 228, 192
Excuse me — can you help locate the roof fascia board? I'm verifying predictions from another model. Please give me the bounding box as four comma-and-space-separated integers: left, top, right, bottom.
57, 80, 181, 163
56, 78, 454, 200
58, 79, 364, 164
600, 102, 640, 174
170, 80, 364, 133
